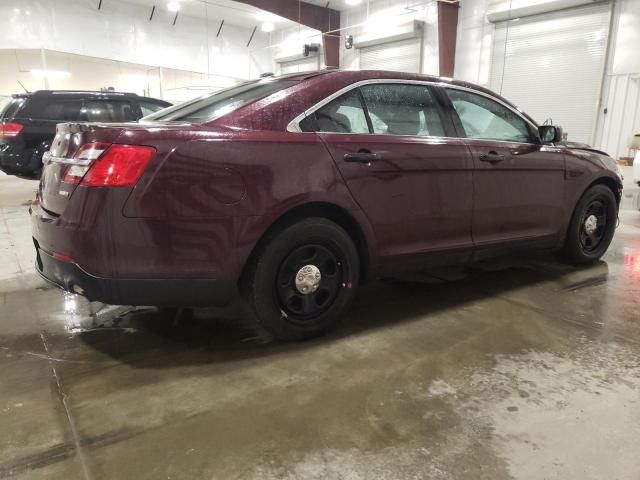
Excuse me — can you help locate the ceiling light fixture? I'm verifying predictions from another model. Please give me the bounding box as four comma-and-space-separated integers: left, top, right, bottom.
167, 1, 181, 12
261, 22, 275, 33
346, 0, 362, 6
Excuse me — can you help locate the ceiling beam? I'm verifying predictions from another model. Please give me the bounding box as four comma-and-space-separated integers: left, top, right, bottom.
437, 0, 459, 77
235, 0, 341, 68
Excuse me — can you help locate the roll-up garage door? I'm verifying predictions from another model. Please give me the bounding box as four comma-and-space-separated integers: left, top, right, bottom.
279, 56, 320, 74
489, 3, 610, 144
359, 38, 422, 73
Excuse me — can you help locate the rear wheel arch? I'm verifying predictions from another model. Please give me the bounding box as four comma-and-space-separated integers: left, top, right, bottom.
240, 202, 372, 287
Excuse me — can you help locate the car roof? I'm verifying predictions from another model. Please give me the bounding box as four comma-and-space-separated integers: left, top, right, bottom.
10, 91, 170, 104
269, 69, 538, 126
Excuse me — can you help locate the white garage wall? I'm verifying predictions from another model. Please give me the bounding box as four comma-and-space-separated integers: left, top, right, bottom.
454, 0, 494, 85
0, 0, 275, 89
339, 0, 439, 75
0, 49, 233, 104
455, 0, 640, 159
595, 0, 640, 159
267, 25, 325, 74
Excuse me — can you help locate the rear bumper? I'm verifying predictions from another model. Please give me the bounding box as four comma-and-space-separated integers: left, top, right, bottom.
34, 242, 235, 306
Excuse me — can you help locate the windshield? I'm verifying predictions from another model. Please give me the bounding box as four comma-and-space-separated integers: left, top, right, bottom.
143, 79, 298, 122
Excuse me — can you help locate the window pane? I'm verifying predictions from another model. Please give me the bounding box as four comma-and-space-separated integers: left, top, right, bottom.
309, 90, 369, 134
140, 101, 166, 117
360, 84, 445, 137
446, 89, 530, 142
39, 102, 81, 121
81, 101, 136, 122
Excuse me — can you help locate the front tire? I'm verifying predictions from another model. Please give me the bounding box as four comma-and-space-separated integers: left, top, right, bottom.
561, 184, 617, 264
243, 218, 359, 341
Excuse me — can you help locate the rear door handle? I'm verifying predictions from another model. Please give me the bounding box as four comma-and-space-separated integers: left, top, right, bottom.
479, 151, 505, 163
344, 151, 379, 163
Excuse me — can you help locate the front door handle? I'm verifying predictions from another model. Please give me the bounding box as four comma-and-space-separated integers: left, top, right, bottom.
344, 151, 379, 163
479, 151, 505, 163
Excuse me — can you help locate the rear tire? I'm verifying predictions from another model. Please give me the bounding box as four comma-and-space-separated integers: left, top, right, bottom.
560, 184, 617, 264
242, 218, 359, 341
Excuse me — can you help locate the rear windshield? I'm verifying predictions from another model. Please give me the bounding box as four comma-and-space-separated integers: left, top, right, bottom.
145, 79, 297, 122
0, 98, 26, 120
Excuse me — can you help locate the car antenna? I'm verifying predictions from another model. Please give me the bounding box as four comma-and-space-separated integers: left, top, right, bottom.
17, 80, 30, 93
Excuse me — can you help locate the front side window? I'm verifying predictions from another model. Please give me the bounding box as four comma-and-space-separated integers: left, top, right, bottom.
446, 89, 531, 143
360, 84, 445, 137
300, 90, 369, 134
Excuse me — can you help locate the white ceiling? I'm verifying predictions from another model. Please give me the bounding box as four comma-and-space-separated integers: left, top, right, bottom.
120, 0, 375, 30
121, 0, 297, 29
302, 0, 383, 11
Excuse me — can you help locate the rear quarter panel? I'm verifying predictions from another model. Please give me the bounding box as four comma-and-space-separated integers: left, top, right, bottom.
122, 128, 373, 279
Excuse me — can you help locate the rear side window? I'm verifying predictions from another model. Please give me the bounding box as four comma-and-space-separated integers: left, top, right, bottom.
300, 90, 369, 134
139, 101, 166, 117
80, 101, 137, 122
0, 98, 26, 120
446, 89, 531, 143
360, 84, 445, 137
39, 101, 82, 121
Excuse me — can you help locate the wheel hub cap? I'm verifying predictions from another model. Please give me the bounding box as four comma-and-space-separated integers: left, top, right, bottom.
295, 265, 321, 295
584, 214, 598, 235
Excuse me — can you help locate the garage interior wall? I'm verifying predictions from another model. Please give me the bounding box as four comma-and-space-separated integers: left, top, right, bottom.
339, 0, 439, 75
0, 49, 237, 104
268, 25, 325, 74
455, 0, 640, 159
0, 0, 276, 100
489, 3, 610, 145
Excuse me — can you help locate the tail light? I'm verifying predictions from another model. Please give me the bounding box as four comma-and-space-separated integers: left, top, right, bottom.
0, 122, 24, 138
61, 143, 155, 186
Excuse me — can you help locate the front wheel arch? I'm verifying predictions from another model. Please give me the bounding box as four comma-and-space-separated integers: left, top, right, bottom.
584, 176, 621, 207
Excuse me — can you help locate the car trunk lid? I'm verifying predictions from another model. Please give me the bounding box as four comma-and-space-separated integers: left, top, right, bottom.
39, 123, 126, 215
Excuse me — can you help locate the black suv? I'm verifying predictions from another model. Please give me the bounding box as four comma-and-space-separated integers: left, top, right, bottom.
0, 91, 171, 177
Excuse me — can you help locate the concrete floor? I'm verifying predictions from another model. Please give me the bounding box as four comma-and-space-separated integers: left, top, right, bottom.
1, 170, 639, 480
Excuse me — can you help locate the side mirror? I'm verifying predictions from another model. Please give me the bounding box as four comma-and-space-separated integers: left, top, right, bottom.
539, 125, 563, 144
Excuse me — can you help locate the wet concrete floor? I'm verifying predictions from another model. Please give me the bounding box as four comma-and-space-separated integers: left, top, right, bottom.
1, 172, 639, 479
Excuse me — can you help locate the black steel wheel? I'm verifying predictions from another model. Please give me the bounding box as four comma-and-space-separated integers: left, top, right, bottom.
578, 199, 608, 253
243, 217, 359, 341
561, 184, 617, 264
275, 244, 343, 323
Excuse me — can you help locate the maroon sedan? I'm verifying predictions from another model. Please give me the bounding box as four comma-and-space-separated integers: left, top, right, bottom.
31, 70, 622, 340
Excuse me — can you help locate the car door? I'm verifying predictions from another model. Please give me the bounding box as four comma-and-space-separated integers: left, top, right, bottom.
443, 87, 566, 250
299, 82, 474, 271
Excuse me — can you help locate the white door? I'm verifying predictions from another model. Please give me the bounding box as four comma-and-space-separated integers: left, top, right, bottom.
359, 38, 422, 73
490, 3, 610, 144
279, 56, 320, 74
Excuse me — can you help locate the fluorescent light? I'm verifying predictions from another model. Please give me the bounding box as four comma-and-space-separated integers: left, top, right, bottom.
29, 69, 71, 79
167, 1, 180, 12
346, 0, 362, 5
261, 22, 275, 33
